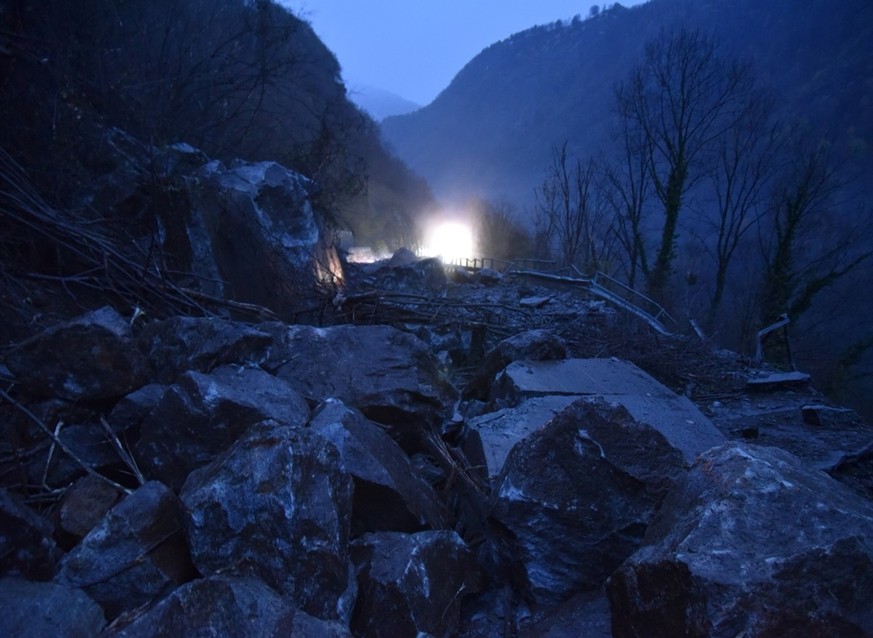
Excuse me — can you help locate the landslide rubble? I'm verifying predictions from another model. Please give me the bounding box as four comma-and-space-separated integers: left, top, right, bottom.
1, 263, 872, 637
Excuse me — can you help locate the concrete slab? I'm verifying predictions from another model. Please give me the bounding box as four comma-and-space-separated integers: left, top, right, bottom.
493, 358, 725, 465
494, 358, 671, 398
463, 395, 578, 480
747, 370, 811, 388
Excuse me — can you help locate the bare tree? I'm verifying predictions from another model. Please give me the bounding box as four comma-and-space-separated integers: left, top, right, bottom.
759, 143, 872, 325
699, 90, 783, 324
472, 198, 533, 261
602, 112, 653, 289
535, 143, 605, 273
616, 27, 754, 299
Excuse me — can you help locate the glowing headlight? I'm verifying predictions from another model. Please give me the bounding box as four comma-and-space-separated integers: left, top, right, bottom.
420, 220, 475, 263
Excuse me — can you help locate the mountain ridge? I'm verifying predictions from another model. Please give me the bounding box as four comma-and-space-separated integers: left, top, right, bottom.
382, 0, 873, 208
347, 82, 421, 121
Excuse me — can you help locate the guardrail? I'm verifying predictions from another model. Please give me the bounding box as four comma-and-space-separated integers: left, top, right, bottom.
451, 255, 674, 335
591, 271, 674, 326
450, 257, 512, 271
450, 257, 558, 273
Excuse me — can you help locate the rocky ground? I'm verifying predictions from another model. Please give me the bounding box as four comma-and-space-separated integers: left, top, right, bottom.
1, 255, 872, 637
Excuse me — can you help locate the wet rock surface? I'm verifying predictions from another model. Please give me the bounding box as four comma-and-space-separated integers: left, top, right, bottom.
270, 323, 458, 448
607, 442, 873, 637
308, 398, 451, 534
5, 306, 149, 400
350, 530, 479, 638
135, 364, 309, 490
56, 474, 124, 542
104, 575, 351, 638
136, 316, 273, 384
180, 421, 355, 622
1, 258, 872, 636
56, 481, 195, 619
463, 329, 570, 401
0, 577, 106, 637
491, 399, 688, 605
184, 159, 339, 319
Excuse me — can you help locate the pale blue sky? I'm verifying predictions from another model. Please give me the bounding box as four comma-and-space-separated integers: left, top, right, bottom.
281, 1, 647, 105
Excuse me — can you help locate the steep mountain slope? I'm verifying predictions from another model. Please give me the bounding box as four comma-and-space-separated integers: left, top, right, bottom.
382, 0, 873, 208
0, 0, 432, 261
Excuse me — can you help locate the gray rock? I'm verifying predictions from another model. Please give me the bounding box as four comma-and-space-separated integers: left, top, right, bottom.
4, 306, 149, 400
181, 421, 355, 622
492, 358, 724, 464
607, 442, 873, 638
104, 575, 351, 638
828, 441, 873, 500
519, 590, 612, 638
136, 316, 273, 383
56, 481, 195, 619
106, 384, 167, 434
308, 398, 451, 534
463, 395, 578, 482
57, 474, 124, 541
135, 364, 309, 490
474, 268, 503, 285
0, 577, 105, 637
364, 255, 447, 292
0, 488, 61, 580
491, 399, 689, 605
271, 324, 458, 450
351, 530, 478, 638
185, 159, 340, 319
464, 329, 570, 401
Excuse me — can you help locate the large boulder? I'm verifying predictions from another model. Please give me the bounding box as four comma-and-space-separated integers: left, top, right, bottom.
106, 384, 167, 433
270, 324, 459, 449
359, 254, 448, 292
462, 395, 578, 482
56, 481, 195, 619
350, 530, 478, 638
492, 358, 724, 464
607, 442, 873, 638
184, 159, 341, 318
180, 421, 355, 622
4, 306, 149, 400
0, 488, 61, 580
308, 398, 451, 534
136, 316, 273, 383
135, 364, 309, 490
463, 329, 570, 400
0, 577, 106, 637
104, 575, 351, 638
490, 399, 690, 605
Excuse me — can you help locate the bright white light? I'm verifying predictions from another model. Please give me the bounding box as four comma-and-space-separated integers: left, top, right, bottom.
420, 221, 475, 263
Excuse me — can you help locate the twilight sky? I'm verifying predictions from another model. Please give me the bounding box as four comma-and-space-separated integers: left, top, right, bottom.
281, 1, 647, 106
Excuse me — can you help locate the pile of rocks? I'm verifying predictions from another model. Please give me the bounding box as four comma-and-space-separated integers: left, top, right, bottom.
1, 306, 872, 636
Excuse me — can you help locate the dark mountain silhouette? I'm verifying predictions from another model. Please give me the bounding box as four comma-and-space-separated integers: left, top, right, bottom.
0, 0, 433, 251
382, 0, 873, 208
382, 0, 873, 419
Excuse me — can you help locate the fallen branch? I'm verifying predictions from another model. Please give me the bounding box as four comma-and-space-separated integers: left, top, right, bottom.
0, 387, 132, 495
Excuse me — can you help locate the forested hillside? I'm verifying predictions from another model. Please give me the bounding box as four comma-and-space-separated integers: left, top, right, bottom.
0, 0, 432, 252
382, 0, 873, 417
383, 0, 872, 207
